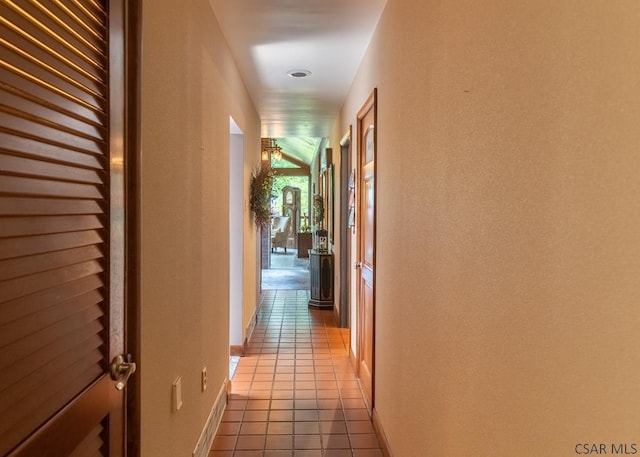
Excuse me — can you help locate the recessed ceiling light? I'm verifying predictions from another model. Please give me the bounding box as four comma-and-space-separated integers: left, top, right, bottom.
287, 69, 311, 78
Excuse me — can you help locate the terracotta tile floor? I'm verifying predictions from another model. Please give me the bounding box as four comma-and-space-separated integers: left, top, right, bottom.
210, 290, 383, 457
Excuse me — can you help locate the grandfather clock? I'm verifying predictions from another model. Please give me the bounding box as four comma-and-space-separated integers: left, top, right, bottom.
282, 186, 301, 246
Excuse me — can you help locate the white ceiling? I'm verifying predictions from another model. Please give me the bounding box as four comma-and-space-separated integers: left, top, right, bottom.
209, 0, 387, 145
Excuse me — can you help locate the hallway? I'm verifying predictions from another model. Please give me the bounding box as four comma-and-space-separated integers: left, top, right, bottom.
262, 249, 311, 291
211, 290, 382, 457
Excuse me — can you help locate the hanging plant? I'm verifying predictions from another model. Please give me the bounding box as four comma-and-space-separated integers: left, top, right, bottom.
312, 194, 324, 226
249, 162, 276, 229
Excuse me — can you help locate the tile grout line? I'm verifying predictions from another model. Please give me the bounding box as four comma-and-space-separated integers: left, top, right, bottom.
211, 289, 382, 457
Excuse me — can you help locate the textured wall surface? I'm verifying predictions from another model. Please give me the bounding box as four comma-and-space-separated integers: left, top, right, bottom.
333, 1, 640, 455
139, 1, 260, 454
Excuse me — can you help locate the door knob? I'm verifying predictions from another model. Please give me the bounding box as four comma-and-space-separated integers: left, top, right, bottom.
110, 354, 137, 391
354, 262, 362, 269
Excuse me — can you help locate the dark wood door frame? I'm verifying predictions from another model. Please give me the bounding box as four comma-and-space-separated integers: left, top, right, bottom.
124, 0, 142, 455
338, 128, 352, 329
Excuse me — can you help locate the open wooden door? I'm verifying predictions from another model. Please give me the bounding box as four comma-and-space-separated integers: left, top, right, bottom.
356, 90, 376, 410
0, 0, 135, 455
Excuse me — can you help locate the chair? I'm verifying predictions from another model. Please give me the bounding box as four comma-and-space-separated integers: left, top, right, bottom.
271, 216, 291, 253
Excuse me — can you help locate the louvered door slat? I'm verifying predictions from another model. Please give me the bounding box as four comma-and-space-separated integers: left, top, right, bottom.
0, 130, 105, 168
0, 89, 105, 140
0, 175, 103, 199
1, 76, 104, 131
0, 110, 105, 155
0, 230, 103, 259
0, 46, 106, 115
0, 54, 105, 118
0, 68, 105, 125
0, 30, 106, 100
68, 422, 105, 457
28, 0, 106, 54
0, 322, 103, 392
6, 0, 106, 66
0, 300, 104, 367
0, 4, 106, 85
0, 197, 103, 215
0, 260, 103, 303
0, 215, 103, 237
0, 0, 111, 454
0, 245, 102, 281
0, 153, 104, 184
79, 0, 107, 22
0, 338, 104, 425
57, 0, 106, 39
1, 361, 104, 454
0, 275, 103, 326
0, 289, 103, 347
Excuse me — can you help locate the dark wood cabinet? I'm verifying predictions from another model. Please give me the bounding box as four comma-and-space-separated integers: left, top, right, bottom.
309, 251, 334, 309
297, 232, 312, 258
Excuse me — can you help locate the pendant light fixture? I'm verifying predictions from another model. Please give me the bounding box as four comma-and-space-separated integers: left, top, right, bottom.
262, 138, 283, 162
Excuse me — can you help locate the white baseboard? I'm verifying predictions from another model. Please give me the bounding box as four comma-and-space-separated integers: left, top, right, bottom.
243, 302, 260, 350
192, 381, 228, 457
372, 407, 393, 457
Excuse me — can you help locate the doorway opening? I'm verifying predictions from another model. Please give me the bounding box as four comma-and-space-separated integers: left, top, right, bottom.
261, 174, 311, 290
229, 117, 243, 375
338, 129, 352, 329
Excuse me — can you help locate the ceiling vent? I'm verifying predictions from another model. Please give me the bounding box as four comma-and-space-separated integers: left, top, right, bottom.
287, 69, 312, 78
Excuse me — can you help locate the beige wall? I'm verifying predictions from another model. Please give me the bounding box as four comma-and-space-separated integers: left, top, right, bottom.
139, 0, 260, 455
333, 1, 640, 455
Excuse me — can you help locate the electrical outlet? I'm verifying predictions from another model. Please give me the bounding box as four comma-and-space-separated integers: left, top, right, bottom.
201, 367, 207, 392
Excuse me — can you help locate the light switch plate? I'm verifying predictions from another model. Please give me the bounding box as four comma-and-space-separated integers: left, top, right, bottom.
201, 367, 207, 392
172, 377, 183, 411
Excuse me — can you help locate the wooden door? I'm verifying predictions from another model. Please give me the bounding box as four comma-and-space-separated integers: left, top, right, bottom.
0, 0, 132, 455
356, 90, 376, 409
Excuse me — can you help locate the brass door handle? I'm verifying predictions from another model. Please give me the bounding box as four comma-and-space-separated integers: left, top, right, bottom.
110, 354, 137, 391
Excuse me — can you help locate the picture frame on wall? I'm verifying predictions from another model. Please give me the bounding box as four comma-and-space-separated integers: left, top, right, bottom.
321, 164, 334, 244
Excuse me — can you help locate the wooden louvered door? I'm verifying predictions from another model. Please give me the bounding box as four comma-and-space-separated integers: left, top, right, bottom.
0, 0, 130, 456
